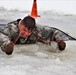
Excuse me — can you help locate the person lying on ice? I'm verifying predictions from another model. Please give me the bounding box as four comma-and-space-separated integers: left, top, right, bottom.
1, 15, 75, 55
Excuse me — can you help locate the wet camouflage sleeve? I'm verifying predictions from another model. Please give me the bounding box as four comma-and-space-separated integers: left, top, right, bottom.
0, 33, 10, 46
0, 19, 20, 47
26, 25, 55, 43
26, 24, 73, 44
35, 25, 72, 41
35, 24, 74, 41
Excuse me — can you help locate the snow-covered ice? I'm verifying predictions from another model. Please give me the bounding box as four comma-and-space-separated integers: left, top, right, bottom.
0, 8, 76, 75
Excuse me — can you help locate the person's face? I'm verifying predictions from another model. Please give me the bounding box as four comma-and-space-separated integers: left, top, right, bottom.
19, 21, 33, 38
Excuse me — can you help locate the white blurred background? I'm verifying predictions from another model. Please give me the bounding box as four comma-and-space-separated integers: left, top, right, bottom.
0, 0, 76, 14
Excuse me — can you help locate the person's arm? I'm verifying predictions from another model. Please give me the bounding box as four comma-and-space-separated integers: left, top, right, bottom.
33, 26, 66, 51
32, 31, 51, 44
32, 25, 55, 44
0, 19, 20, 55
0, 33, 14, 55
0, 19, 22, 55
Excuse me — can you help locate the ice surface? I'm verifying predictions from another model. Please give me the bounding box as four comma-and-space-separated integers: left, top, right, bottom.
0, 10, 76, 75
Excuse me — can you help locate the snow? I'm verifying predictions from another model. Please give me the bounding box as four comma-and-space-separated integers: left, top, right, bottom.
0, 10, 76, 75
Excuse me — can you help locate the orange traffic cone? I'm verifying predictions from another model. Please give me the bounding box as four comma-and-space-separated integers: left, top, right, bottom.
29, 0, 40, 18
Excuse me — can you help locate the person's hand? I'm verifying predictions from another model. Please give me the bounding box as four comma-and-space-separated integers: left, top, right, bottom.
4, 42, 14, 55
58, 40, 66, 51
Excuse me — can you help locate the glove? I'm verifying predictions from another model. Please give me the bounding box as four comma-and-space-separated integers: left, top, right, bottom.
1, 42, 14, 55
58, 40, 66, 51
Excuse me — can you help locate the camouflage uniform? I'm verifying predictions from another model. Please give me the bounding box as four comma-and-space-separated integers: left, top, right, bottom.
26, 24, 76, 44
0, 19, 20, 50
0, 19, 75, 51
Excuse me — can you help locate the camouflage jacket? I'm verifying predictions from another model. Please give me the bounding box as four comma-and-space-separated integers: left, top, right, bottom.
0, 19, 75, 47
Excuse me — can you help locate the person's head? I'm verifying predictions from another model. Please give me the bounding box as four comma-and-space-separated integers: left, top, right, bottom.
19, 16, 36, 38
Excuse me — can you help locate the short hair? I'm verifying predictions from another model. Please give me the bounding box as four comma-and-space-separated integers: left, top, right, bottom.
22, 16, 36, 30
